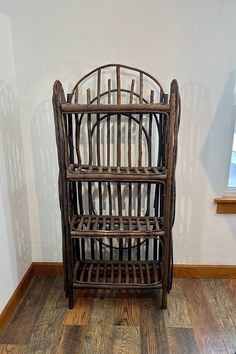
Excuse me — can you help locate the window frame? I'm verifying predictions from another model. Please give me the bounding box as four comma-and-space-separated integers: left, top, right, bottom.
215, 115, 236, 213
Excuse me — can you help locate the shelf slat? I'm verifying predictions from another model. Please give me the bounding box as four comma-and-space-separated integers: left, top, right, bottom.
67, 164, 167, 182
70, 214, 164, 238
73, 260, 162, 288
61, 103, 170, 114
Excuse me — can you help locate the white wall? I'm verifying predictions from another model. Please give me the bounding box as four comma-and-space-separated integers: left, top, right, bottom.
0, 12, 32, 313
0, 0, 236, 292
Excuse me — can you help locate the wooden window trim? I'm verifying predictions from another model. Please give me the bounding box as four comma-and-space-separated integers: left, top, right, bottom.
215, 196, 236, 214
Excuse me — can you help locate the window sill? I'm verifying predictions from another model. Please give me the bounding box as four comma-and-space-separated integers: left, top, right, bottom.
214, 196, 236, 214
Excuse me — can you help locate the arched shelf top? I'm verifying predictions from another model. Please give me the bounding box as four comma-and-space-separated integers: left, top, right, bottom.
68, 63, 166, 104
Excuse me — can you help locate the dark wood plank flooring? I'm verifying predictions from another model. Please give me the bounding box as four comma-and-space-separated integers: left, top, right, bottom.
1, 276, 236, 353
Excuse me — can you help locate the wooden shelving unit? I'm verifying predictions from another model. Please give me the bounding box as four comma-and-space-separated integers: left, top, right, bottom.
52, 64, 180, 309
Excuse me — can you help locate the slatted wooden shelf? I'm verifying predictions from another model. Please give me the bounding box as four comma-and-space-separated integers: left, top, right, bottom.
67, 165, 167, 182
70, 215, 164, 238
73, 260, 162, 288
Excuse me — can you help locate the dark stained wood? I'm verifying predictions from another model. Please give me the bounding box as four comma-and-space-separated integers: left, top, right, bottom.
114, 297, 140, 326
52, 64, 180, 310
129, 79, 135, 104
116, 65, 121, 104
70, 63, 165, 94
73, 260, 161, 289
146, 90, 154, 218
80, 297, 115, 353
26, 277, 67, 353
87, 89, 92, 165
67, 168, 167, 182
0, 264, 34, 336
164, 279, 192, 328
96, 77, 102, 218
81, 324, 114, 354
2, 277, 236, 354
70, 215, 164, 238
0, 276, 53, 344
167, 328, 199, 354
56, 325, 85, 354
88, 297, 115, 325
140, 298, 169, 353
112, 326, 141, 354
61, 103, 170, 113
138, 73, 143, 220
75, 87, 79, 103
107, 79, 112, 218
183, 279, 228, 354
75, 113, 81, 165
201, 279, 236, 354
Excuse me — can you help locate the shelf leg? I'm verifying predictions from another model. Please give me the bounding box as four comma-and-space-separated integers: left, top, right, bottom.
68, 288, 74, 309
162, 230, 170, 310
62, 229, 69, 298
162, 288, 167, 309
64, 269, 69, 298
66, 235, 74, 309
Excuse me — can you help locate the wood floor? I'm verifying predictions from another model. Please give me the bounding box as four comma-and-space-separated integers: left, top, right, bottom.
0, 276, 236, 353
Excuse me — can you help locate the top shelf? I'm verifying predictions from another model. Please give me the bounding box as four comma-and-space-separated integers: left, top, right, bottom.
61, 103, 170, 114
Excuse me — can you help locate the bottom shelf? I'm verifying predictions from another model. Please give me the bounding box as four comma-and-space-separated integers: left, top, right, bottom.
73, 260, 162, 289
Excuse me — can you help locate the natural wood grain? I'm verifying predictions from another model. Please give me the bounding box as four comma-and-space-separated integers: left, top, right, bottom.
61, 103, 170, 114
183, 279, 228, 354
222, 278, 236, 294
63, 297, 92, 325
81, 324, 114, 354
140, 298, 169, 354
33, 262, 236, 279
167, 328, 199, 354
2, 277, 236, 354
1, 259, 234, 335
114, 297, 140, 326
67, 170, 167, 182
88, 297, 114, 325
112, 326, 141, 354
0, 276, 52, 344
0, 345, 26, 354
202, 279, 236, 354
174, 264, 236, 278
26, 277, 67, 353
56, 325, 85, 354
33, 262, 63, 276
164, 279, 192, 328
0, 264, 34, 336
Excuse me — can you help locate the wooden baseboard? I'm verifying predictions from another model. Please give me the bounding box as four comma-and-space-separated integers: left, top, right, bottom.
1, 262, 236, 336
0, 264, 34, 336
173, 264, 236, 278
33, 262, 236, 279
33, 262, 63, 276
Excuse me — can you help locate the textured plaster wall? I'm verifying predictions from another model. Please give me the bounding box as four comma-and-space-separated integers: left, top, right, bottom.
1, 0, 236, 311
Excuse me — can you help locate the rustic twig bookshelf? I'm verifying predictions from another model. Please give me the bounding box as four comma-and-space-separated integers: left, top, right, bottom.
52, 64, 180, 309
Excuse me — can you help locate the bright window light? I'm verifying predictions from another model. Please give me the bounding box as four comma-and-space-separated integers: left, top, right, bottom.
228, 124, 236, 188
